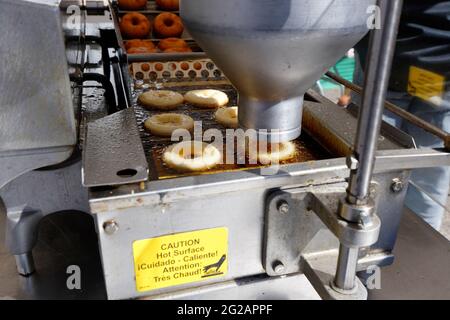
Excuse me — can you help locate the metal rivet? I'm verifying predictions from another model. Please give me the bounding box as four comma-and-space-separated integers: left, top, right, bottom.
103, 220, 119, 235
272, 261, 285, 274
390, 178, 404, 193
277, 201, 290, 214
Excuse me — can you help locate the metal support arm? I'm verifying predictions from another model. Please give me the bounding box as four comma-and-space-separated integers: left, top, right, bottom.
334, 0, 404, 293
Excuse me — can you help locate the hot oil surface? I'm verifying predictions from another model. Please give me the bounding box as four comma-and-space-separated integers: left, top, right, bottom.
132, 83, 329, 180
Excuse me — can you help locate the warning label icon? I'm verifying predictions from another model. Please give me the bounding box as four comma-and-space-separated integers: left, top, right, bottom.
202, 254, 227, 278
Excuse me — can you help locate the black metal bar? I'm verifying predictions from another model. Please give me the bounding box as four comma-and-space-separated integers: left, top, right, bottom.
79, 73, 119, 114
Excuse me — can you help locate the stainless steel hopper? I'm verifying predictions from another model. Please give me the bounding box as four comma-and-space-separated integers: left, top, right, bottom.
181, 0, 376, 141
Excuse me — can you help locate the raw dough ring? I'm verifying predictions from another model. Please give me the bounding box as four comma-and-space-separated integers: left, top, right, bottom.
215, 106, 238, 128
138, 90, 184, 110
163, 141, 222, 172
251, 141, 297, 164
184, 89, 229, 108
144, 113, 194, 137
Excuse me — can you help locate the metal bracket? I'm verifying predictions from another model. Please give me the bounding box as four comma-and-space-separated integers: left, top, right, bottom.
264, 186, 381, 275
263, 188, 333, 277
263, 185, 382, 299
82, 108, 149, 187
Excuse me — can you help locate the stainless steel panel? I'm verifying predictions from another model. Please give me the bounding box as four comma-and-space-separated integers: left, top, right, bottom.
0, 0, 76, 152
146, 274, 321, 300
94, 188, 268, 299
82, 108, 149, 187
91, 168, 408, 299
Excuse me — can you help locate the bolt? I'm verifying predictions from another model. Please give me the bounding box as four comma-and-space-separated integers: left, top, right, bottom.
272, 261, 285, 274
391, 178, 404, 193
103, 220, 119, 235
346, 156, 359, 170
277, 201, 290, 214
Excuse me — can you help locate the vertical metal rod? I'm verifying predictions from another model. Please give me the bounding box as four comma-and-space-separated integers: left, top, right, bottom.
334, 245, 359, 290
334, 0, 404, 292
14, 252, 35, 276
346, 0, 404, 204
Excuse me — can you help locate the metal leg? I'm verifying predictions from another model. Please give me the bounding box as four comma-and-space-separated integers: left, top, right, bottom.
14, 252, 35, 276
5, 206, 42, 276
333, 245, 359, 291
0, 160, 89, 276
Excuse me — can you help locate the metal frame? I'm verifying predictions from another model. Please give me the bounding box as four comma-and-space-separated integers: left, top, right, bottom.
4, 0, 450, 301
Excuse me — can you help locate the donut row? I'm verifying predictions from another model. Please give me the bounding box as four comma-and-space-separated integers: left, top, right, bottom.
138, 89, 236, 136
125, 38, 191, 54
120, 12, 184, 39
138, 89, 230, 111
118, 0, 179, 11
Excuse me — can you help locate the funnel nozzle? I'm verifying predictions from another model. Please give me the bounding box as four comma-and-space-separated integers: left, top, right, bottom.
239, 95, 303, 143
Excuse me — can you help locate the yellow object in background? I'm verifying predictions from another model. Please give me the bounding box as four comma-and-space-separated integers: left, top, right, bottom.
408, 66, 445, 104
133, 228, 228, 292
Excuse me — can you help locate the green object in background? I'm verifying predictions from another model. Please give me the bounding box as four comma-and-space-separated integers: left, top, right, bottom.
319, 56, 355, 90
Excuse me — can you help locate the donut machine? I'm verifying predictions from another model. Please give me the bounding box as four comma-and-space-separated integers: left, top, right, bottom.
2, 0, 450, 300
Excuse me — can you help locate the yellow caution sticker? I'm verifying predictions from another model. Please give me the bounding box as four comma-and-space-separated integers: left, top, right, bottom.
408, 66, 445, 102
133, 227, 228, 292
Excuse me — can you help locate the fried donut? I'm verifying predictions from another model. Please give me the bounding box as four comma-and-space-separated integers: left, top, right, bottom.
184, 89, 229, 108
215, 106, 239, 128
164, 47, 192, 53
144, 113, 194, 137
118, 0, 147, 10
163, 141, 222, 172
138, 90, 184, 110
127, 46, 157, 54
120, 13, 151, 39
155, 0, 179, 10
153, 12, 184, 38
249, 142, 297, 164
157, 37, 189, 51
125, 39, 155, 51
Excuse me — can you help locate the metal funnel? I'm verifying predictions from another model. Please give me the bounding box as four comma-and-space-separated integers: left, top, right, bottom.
181, 0, 375, 141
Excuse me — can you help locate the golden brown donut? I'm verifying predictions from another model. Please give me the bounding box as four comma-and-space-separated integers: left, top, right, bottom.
118, 0, 147, 10
127, 46, 157, 54
157, 37, 188, 51
120, 13, 151, 39
125, 39, 155, 50
155, 0, 179, 11
164, 47, 192, 53
153, 12, 184, 38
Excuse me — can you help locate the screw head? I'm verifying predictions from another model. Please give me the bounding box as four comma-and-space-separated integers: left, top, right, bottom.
277, 201, 290, 214
391, 178, 404, 193
103, 220, 119, 235
273, 261, 285, 274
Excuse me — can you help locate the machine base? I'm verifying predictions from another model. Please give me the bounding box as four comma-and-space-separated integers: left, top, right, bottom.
1, 208, 449, 300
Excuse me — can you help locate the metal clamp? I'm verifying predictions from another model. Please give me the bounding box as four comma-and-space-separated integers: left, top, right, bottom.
338, 197, 375, 226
